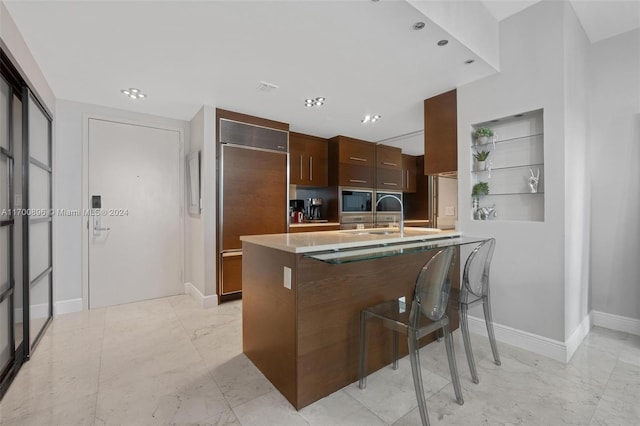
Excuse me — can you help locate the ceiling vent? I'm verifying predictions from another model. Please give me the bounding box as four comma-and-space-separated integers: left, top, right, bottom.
258, 81, 280, 92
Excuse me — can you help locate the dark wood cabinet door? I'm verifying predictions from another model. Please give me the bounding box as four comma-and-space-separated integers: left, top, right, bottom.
221, 145, 287, 251
289, 132, 328, 187
376, 145, 402, 170
289, 136, 305, 185
424, 89, 457, 175
221, 253, 243, 295
338, 163, 375, 187
402, 154, 417, 193
376, 168, 402, 190
336, 136, 375, 166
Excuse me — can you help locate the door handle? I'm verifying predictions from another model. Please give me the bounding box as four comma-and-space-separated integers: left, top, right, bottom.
93, 214, 111, 237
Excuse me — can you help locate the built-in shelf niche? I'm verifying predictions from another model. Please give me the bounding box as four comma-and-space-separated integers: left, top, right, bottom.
471, 109, 544, 222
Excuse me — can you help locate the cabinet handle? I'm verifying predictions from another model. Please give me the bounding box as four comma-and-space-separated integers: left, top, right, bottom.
383, 182, 398, 186
402, 169, 405, 188
349, 179, 367, 184
382, 162, 397, 166
299, 155, 303, 180
309, 156, 313, 181
406, 170, 409, 188
349, 156, 367, 162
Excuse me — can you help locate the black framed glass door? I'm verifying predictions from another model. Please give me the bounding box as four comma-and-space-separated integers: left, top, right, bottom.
23, 88, 53, 355
0, 71, 20, 397
0, 47, 53, 398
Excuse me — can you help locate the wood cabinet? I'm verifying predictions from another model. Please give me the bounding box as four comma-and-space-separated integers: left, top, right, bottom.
289, 224, 340, 233
221, 253, 243, 295
402, 154, 417, 193
424, 89, 457, 175
289, 132, 328, 187
329, 136, 375, 188
375, 144, 402, 190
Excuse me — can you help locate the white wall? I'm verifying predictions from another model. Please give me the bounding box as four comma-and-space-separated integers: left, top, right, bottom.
589, 29, 640, 322
0, 1, 54, 112
202, 107, 217, 298
188, 108, 205, 295
562, 2, 591, 340
54, 99, 190, 306
458, 0, 567, 341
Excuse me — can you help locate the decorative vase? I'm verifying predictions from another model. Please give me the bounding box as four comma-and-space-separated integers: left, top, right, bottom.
476, 160, 486, 171
477, 136, 489, 144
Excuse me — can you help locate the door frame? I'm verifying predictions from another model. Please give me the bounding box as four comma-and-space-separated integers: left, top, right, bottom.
81, 114, 185, 310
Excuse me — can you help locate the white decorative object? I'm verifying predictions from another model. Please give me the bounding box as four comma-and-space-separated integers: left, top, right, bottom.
477, 136, 489, 144
528, 168, 540, 193
477, 160, 486, 171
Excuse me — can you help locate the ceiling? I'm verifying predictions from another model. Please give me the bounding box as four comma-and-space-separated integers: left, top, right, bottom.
482, 0, 640, 43
4, 1, 639, 156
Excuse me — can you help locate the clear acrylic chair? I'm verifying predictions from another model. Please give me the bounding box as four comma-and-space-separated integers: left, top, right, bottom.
459, 238, 501, 384
358, 247, 464, 426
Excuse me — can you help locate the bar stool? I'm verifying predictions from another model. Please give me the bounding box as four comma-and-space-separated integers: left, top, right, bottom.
358, 247, 463, 426
459, 238, 501, 384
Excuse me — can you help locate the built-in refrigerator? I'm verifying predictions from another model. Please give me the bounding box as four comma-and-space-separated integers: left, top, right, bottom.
218, 117, 288, 301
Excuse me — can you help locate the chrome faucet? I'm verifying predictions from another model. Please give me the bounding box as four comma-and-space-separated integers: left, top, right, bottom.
376, 194, 404, 237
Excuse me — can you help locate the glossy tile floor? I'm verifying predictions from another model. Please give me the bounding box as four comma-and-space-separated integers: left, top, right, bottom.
0, 295, 638, 425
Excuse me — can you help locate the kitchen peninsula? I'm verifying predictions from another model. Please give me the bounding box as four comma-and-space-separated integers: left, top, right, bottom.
241, 228, 486, 409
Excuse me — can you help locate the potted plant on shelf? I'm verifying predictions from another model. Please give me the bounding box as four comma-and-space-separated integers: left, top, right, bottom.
472, 182, 490, 219
474, 127, 494, 144
473, 150, 490, 171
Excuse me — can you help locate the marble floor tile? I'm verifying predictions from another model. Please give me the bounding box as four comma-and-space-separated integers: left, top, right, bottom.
2, 294, 638, 426
344, 356, 450, 424
0, 392, 97, 426
210, 354, 276, 408
589, 360, 640, 426
232, 390, 309, 426
299, 390, 386, 426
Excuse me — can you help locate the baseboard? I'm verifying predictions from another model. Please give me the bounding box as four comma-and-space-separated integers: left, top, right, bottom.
466, 315, 568, 363
54, 298, 83, 316
184, 282, 217, 309
592, 310, 640, 336
565, 314, 592, 361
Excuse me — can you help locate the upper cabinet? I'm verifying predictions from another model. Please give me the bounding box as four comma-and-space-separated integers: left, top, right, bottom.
402, 154, 417, 193
424, 89, 457, 175
289, 132, 328, 187
329, 136, 375, 188
375, 144, 402, 190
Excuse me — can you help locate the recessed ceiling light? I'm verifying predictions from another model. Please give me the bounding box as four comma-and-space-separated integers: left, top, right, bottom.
437, 39, 449, 46
465, 59, 475, 64
413, 22, 425, 30
305, 97, 325, 108
362, 114, 381, 124
121, 88, 147, 100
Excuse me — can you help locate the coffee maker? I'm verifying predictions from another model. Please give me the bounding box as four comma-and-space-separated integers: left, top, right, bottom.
307, 198, 323, 220
290, 199, 305, 223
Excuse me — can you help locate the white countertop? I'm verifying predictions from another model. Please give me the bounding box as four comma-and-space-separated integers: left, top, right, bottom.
240, 227, 460, 254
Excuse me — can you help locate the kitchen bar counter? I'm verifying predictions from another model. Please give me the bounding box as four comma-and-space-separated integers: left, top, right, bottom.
242, 228, 480, 410
241, 227, 457, 253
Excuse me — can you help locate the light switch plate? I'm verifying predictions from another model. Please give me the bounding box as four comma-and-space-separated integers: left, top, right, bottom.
445, 206, 456, 216
283, 266, 292, 290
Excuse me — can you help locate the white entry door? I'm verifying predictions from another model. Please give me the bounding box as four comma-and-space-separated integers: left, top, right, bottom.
88, 119, 182, 309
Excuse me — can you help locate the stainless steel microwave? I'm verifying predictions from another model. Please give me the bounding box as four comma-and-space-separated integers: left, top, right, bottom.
339, 187, 373, 214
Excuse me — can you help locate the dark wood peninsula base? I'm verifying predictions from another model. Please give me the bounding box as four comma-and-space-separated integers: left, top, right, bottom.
242, 241, 460, 410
